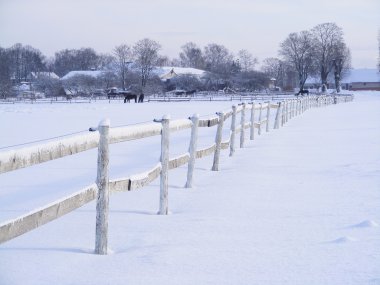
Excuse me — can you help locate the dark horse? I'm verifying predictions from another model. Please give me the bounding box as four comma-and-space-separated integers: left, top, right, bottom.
138, 93, 144, 103
296, 89, 309, 96
121, 92, 137, 103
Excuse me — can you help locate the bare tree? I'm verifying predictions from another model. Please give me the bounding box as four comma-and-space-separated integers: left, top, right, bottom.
52, 48, 100, 77
113, 44, 132, 90
311, 23, 345, 91
261, 57, 285, 88
237, 49, 258, 72
0, 47, 12, 98
280, 31, 315, 91
203, 43, 234, 82
332, 42, 351, 92
378, 29, 380, 71
179, 42, 204, 69
133, 38, 161, 91
8, 43, 46, 83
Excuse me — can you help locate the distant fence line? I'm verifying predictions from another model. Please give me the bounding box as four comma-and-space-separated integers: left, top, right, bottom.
0, 91, 354, 104
0, 94, 354, 254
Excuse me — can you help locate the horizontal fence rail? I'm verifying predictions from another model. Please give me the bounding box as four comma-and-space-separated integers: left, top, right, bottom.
0, 94, 354, 251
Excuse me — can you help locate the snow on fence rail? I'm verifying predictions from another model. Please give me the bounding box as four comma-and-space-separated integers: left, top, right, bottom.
0, 94, 354, 253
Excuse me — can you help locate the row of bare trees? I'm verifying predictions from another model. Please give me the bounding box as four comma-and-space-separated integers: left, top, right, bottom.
262, 23, 351, 92
0, 23, 354, 98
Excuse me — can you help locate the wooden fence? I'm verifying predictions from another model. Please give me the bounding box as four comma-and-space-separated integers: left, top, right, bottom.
0, 94, 354, 254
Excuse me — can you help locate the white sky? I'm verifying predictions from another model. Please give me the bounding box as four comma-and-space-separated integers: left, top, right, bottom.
0, 0, 379, 69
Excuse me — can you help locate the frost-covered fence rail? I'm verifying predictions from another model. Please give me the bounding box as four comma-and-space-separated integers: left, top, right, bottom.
0, 94, 353, 250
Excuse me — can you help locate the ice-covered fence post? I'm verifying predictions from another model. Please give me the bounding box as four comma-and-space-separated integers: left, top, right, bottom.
301, 97, 305, 113
212, 112, 224, 171
230, 105, 237, 157
274, 102, 281, 129
250, 102, 255, 140
285, 100, 289, 122
186, 114, 199, 188
258, 103, 263, 134
240, 103, 246, 148
265, 101, 270, 132
297, 99, 301, 115
292, 99, 296, 118
95, 119, 110, 255
159, 115, 170, 215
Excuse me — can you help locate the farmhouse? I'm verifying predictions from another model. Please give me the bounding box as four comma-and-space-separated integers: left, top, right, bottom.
342, 68, 380, 91
304, 68, 380, 91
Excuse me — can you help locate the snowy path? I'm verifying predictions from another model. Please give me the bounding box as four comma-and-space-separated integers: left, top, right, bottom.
0, 93, 379, 284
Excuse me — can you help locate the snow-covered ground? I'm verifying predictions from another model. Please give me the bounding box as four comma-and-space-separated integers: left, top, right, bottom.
0, 92, 379, 285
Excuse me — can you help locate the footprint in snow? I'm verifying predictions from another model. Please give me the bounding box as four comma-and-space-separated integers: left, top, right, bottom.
347, 220, 379, 229
324, 236, 357, 244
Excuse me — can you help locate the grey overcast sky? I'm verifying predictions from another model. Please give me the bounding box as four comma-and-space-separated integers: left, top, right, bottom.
0, 0, 379, 68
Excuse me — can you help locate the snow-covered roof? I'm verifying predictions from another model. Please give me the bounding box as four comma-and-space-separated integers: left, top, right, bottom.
30, 72, 60, 79
342, 69, 380, 83
61, 70, 105, 80
154, 66, 207, 79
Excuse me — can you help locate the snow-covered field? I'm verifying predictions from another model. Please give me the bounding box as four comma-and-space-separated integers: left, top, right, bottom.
0, 92, 379, 285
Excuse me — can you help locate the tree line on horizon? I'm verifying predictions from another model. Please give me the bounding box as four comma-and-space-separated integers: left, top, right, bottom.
0, 22, 353, 98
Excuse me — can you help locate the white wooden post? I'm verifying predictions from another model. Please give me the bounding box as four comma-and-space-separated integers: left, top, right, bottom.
258, 103, 262, 135
240, 103, 246, 147
95, 119, 110, 255
185, 114, 199, 188
281, 101, 285, 127
250, 102, 255, 140
286, 100, 289, 122
302, 98, 305, 113
159, 115, 170, 215
297, 99, 300, 115
265, 101, 270, 132
212, 112, 224, 171
230, 105, 237, 157
274, 102, 281, 129
292, 99, 295, 118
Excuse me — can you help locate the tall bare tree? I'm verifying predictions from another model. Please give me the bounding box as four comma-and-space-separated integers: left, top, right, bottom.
332, 42, 351, 92
280, 31, 315, 91
133, 38, 161, 91
237, 49, 258, 72
179, 42, 204, 69
203, 43, 234, 78
8, 43, 46, 83
53, 48, 101, 77
0, 47, 12, 98
261, 57, 286, 88
378, 29, 380, 71
312, 23, 344, 91
113, 44, 132, 90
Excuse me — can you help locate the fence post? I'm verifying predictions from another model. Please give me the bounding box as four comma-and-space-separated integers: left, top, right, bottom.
258, 103, 263, 135
286, 100, 289, 122
240, 103, 246, 147
212, 112, 224, 171
274, 102, 281, 129
159, 115, 170, 215
230, 105, 237, 156
292, 99, 296, 118
250, 102, 255, 140
185, 114, 199, 188
95, 118, 110, 255
265, 101, 270, 132
297, 99, 301, 115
